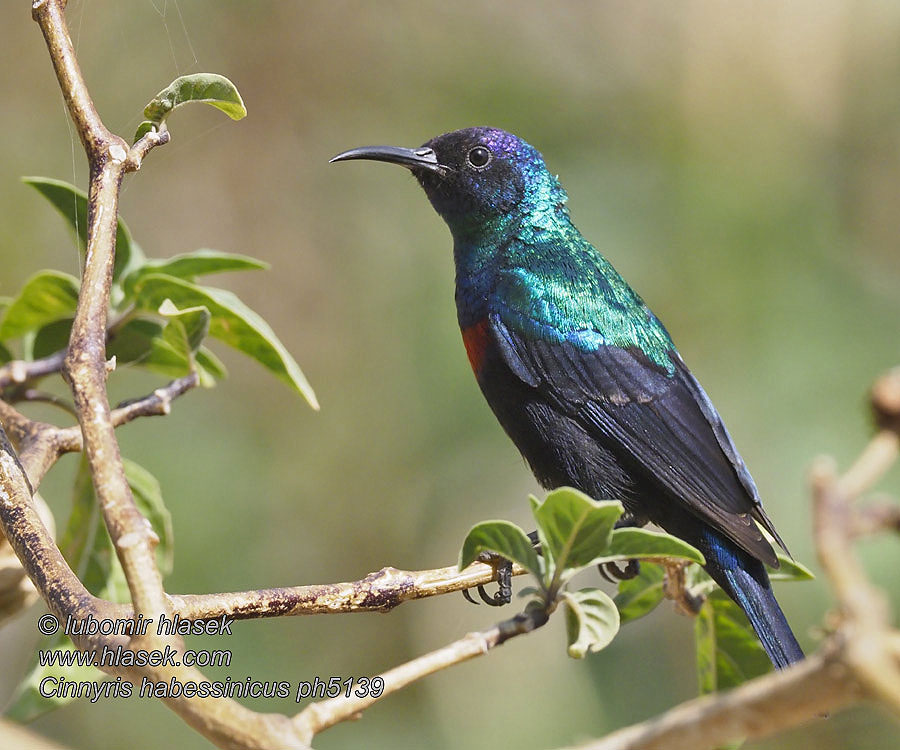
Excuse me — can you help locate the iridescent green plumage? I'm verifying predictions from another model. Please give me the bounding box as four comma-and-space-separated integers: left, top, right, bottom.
428, 129, 674, 372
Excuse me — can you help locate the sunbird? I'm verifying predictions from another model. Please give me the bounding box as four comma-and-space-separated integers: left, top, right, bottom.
332, 127, 803, 668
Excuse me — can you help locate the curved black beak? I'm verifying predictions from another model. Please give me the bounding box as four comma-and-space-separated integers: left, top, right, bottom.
330, 145, 446, 174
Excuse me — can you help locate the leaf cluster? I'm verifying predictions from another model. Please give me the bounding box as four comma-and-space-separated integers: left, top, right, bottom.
459, 487, 812, 688
0, 177, 316, 408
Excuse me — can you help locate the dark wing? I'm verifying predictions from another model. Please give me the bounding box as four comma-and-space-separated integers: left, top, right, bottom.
488, 312, 785, 566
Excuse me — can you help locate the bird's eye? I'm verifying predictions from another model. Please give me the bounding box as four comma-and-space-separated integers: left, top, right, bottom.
467, 145, 492, 169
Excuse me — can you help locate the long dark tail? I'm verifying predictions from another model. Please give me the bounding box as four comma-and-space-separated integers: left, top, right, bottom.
700, 529, 804, 669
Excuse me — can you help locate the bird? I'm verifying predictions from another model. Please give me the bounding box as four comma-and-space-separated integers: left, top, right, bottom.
331, 127, 804, 669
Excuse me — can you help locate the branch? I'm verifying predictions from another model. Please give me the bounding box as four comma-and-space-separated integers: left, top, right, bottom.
295, 604, 550, 742
164, 561, 526, 621
33, 0, 170, 617
573, 645, 863, 750
0, 420, 312, 748
1, 405, 537, 749
31, 0, 115, 159
0, 425, 110, 628
0, 351, 66, 389
0, 374, 199, 489
812, 452, 900, 714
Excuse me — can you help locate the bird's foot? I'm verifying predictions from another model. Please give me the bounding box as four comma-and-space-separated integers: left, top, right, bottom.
596, 510, 646, 582
462, 551, 513, 606
598, 559, 641, 583
461, 530, 542, 605
614, 510, 649, 529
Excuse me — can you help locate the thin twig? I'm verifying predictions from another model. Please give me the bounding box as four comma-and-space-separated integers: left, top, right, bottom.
18, 389, 77, 416
0, 373, 199, 489
0, 351, 67, 389
295, 605, 550, 742
32, 0, 117, 158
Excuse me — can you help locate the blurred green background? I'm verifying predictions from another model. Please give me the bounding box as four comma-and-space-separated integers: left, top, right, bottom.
1, 1, 898, 748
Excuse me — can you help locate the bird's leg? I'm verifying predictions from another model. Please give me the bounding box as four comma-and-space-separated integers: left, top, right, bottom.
598, 511, 647, 583
462, 531, 542, 606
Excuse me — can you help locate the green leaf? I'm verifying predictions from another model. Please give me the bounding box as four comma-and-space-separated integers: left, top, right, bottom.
529, 494, 555, 573
122, 249, 268, 297
0, 300, 12, 361
132, 274, 318, 408
124, 458, 174, 576
593, 527, 705, 567
61, 457, 129, 600
135, 73, 246, 142
695, 591, 771, 694
563, 588, 621, 658
695, 595, 717, 694
0, 271, 79, 342
107, 317, 164, 364
107, 302, 210, 382
32, 318, 73, 359
158, 299, 211, 357
23, 177, 140, 280
134, 121, 154, 141
614, 562, 666, 624
459, 520, 542, 580
768, 552, 815, 582
684, 564, 719, 599
5, 636, 104, 722
195, 346, 227, 386
532, 487, 622, 573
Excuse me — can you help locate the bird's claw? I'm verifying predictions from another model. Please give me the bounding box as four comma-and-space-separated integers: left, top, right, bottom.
598, 558, 641, 583
462, 587, 480, 605
462, 552, 513, 607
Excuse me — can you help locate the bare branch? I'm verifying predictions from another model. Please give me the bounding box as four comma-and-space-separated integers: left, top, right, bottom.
851, 498, 900, 537
662, 560, 704, 616
812, 449, 900, 714
126, 128, 172, 172
571, 645, 862, 750
0, 373, 199, 490
0, 350, 66, 389
164, 561, 526, 621
31, 0, 122, 160
295, 604, 550, 741
0, 418, 312, 748
63, 162, 167, 618
0, 425, 110, 627
17, 389, 77, 416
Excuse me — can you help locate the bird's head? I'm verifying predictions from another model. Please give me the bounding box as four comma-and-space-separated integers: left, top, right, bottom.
331, 127, 568, 240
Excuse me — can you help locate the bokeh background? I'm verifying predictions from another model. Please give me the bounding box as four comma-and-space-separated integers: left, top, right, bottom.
0, 1, 898, 748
